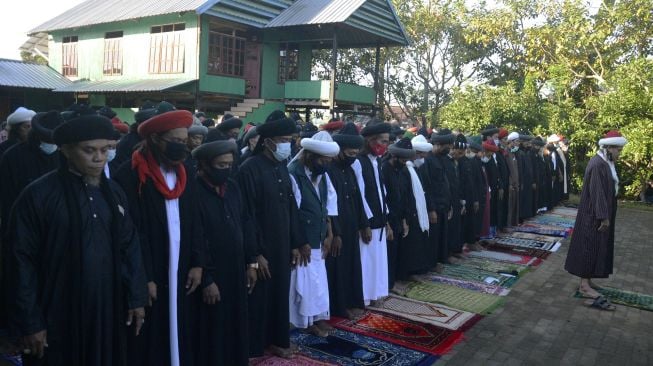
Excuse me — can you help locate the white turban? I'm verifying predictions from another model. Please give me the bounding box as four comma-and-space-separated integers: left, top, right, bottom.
598, 130, 627, 147
411, 135, 433, 152
7, 107, 36, 125
507, 132, 520, 142
300, 131, 340, 157
547, 134, 561, 143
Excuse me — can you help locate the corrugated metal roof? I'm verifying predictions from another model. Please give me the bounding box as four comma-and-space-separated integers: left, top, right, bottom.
53, 78, 196, 93
0, 58, 72, 90
265, 0, 408, 46
204, 0, 293, 28
266, 0, 365, 27
29, 0, 219, 34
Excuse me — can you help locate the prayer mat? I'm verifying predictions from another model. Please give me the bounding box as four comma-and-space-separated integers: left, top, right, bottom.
549, 207, 578, 216
405, 282, 506, 315
482, 242, 551, 259
291, 329, 439, 366
526, 216, 575, 228
498, 231, 561, 245
460, 258, 530, 276
466, 249, 543, 266
574, 287, 653, 312
249, 354, 336, 365
368, 294, 481, 331
485, 236, 557, 251
440, 264, 519, 288
513, 224, 569, 237
414, 274, 511, 296
329, 311, 464, 355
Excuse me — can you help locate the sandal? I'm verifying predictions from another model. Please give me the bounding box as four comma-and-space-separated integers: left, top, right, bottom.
584, 296, 616, 311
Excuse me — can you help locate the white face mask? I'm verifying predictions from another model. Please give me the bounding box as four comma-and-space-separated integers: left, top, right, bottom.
107, 148, 117, 162
465, 152, 476, 159
39, 142, 58, 155
481, 156, 491, 163
414, 157, 425, 168
272, 142, 291, 162
493, 139, 500, 147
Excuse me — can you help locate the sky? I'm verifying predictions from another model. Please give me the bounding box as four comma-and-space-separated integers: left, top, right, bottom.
0, 0, 85, 60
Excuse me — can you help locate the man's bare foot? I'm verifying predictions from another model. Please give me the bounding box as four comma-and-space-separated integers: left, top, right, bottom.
588, 280, 603, 290
316, 320, 334, 333
268, 345, 296, 359
578, 284, 601, 299
432, 263, 445, 273
469, 242, 485, 251
346, 308, 365, 320
307, 324, 329, 337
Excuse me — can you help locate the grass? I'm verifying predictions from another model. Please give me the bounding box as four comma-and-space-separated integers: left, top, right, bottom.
567, 193, 653, 212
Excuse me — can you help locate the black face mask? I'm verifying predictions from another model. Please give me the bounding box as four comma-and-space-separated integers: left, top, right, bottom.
311, 162, 328, 177
546, 145, 557, 152
163, 141, 189, 161
205, 167, 231, 186
342, 155, 357, 166
439, 147, 451, 155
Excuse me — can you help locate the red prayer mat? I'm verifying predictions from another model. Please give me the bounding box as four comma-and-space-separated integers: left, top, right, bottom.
329, 311, 464, 355
249, 354, 336, 365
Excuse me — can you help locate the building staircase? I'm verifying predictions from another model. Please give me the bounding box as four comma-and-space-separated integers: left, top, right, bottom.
226, 98, 265, 119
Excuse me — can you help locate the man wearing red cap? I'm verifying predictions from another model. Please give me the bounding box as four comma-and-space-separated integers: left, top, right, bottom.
114, 108, 204, 366
565, 130, 627, 311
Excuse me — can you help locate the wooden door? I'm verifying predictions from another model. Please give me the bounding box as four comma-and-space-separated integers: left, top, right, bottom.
244, 43, 262, 98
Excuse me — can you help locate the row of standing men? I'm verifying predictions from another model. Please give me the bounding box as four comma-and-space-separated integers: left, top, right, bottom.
0, 103, 570, 365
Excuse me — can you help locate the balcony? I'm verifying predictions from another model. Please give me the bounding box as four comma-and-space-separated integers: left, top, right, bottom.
284, 80, 376, 107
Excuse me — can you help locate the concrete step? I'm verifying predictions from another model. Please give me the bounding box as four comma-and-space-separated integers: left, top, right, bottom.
243, 98, 265, 104
230, 106, 253, 113
236, 102, 260, 108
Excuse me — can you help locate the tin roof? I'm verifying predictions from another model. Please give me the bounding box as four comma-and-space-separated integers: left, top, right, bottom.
0, 58, 72, 90
29, 0, 220, 34
53, 78, 196, 93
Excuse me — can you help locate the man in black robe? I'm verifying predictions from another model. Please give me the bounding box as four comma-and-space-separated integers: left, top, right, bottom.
433, 129, 463, 263
533, 137, 551, 211
421, 132, 451, 272
481, 126, 506, 232
327, 123, 369, 319
7, 115, 147, 365
480, 139, 503, 238
517, 133, 535, 221
112, 102, 158, 171
114, 108, 204, 366
237, 110, 308, 358
459, 139, 483, 251
192, 140, 256, 366
0, 107, 34, 159
0, 111, 64, 237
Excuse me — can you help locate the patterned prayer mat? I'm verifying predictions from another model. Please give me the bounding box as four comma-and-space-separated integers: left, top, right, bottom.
548, 207, 578, 216
249, 354, 336, 365
440, 264, 519, 288
467, 249, 543, 266
460, 258, 530, 276
513, 224, 569, 237
329, 311, 464, 355
575, 287, 653, 312
291, 329, 439, 366
368, 295, 481, 331
483, 242, 552, 259
526, 216, 575, 228
486, 236, 557, 251
405, 282, 506, 315
498, 231, 561, 245
414, 274, 510, 296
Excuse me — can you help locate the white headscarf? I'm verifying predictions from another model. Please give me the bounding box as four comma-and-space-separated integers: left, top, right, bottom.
405, 161, 430, 233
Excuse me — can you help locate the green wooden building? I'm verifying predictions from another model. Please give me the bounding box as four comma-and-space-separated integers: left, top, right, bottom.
30, 0, 408, 122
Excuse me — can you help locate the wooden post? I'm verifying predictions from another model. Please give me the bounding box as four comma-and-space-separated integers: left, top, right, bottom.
373, 45, 381, 116
329, 28, 338, 117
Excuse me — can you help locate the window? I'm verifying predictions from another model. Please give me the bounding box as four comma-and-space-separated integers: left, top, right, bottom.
278, 43, 299, 83
62, 36, 78, 77
103, 31, 123, 75
148, 23, 186, 74
207, 25, 246, 77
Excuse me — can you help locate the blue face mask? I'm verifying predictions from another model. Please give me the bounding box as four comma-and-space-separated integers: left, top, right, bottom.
107, 148, 117, 162
39, 142, 58, 155
510, 146, 519, 153
272, 142, 291, 162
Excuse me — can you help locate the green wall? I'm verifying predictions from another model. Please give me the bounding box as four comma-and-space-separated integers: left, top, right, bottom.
49, 13, 200, 81
197, 16, 246, 96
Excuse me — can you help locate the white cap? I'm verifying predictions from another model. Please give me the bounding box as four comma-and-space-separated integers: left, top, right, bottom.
547, 134, 561, 143
7, 107, 36, 125
411, 135, 433, 152
507, 132, 520, 142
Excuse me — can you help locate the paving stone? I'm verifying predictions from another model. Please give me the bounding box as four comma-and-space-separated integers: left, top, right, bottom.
441, 206, 653, 365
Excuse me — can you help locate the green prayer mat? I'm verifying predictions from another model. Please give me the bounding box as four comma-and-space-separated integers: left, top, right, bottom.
461, 258, 531, 276
575, 287, 653, 312
406, 282, 505, 315
441, 264, 519, 288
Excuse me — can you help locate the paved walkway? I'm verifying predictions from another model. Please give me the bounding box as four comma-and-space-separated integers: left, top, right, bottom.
439, 205, 653, 365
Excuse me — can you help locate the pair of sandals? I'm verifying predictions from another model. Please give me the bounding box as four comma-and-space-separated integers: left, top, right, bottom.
579, 288, 616, 311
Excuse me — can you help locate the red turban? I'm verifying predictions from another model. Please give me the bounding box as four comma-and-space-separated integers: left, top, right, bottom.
111, 117, 129, 134
482, 139, 500, 152
498, 128, 509, 139
138, 110, 193, 137
321, 120, 345, 131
